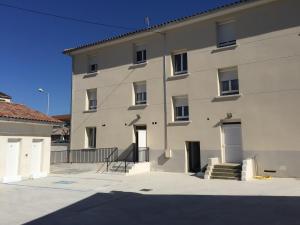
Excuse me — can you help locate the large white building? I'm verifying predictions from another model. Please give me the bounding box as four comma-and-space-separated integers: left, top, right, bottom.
64, 0, 300, 178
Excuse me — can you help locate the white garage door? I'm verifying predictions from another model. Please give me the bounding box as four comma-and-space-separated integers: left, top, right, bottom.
222, 123, 243, 163
4, 140, 21, 183
31, 140, 42, 178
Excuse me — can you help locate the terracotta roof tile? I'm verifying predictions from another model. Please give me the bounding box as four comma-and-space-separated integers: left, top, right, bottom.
0, 102, 62, 124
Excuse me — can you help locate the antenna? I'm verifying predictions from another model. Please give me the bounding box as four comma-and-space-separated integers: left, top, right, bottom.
144, 16, 150, 28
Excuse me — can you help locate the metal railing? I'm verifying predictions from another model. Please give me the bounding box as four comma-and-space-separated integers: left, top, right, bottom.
50, 147, 118, 164
105, 148, 119, 172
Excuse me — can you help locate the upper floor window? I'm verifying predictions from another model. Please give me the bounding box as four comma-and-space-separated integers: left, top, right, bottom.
173, 52, 188, 75
217, 20, 236, 48
86, 89, 97, 110
173, 96, 189, 121
218, 67, 239, 96
88, 55, 98, 73
134, 81, 147, 105
135, 45, 147, 64
86, 127, 96, 148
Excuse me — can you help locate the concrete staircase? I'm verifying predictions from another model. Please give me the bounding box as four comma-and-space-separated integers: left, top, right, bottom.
210, 163, 242, 180
102, 161, 150, 175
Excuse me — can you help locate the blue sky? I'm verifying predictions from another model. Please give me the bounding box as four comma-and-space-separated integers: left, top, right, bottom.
0, 0, 236, 115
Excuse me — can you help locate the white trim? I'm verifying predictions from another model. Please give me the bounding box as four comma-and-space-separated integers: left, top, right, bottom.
2, 175, 22, 183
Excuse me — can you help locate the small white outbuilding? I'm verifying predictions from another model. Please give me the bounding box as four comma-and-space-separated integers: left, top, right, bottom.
0, 93, 61, 183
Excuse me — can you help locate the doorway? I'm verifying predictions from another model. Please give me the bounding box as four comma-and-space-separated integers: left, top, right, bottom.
186, 141, 201, 173
134, 125, 147, 162
222, 122, 243, 163
4, 139, 20, 182
31, 140, 43, 178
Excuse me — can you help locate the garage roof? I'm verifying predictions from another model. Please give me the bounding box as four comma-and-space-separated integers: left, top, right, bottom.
0, 102, 62, 124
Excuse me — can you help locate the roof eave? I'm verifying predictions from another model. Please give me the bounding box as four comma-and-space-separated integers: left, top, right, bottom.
63, 0, 275, 56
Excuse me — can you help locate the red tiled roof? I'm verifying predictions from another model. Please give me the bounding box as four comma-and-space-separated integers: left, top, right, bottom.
0, 102, 62, 124
52, 114, 71, 122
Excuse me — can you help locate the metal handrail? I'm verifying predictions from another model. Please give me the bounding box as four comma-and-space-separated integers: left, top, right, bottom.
105, 147, 118, 172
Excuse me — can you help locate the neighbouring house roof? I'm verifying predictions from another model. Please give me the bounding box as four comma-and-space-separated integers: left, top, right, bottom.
0, 92, 12, 100
0, 102, 62, 124
63, 0, 257, 54
52, 114, 71, 122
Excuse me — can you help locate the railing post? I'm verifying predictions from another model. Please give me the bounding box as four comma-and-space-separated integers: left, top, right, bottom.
125, 161, 127, 173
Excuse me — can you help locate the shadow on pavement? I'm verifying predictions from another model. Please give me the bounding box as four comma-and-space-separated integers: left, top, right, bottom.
25, 191, 300, 225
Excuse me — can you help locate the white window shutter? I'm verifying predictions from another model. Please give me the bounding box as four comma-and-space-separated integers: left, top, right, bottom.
134, 82, 146, 93
174, 97, 188, 107
218, 21, 235, 44
219, 68, 238, 81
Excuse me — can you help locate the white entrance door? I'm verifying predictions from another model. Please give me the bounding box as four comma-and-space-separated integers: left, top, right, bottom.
31, 141, 42, 178
137, 130, 147, 162
4, 140, 21, 183
222, 123, 243, 163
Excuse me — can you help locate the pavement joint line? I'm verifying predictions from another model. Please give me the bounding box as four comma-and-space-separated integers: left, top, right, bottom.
1, 183, 94, 192
49, 175, 124, 182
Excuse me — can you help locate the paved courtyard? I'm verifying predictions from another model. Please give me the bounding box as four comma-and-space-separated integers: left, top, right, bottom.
1, 164, 300, 225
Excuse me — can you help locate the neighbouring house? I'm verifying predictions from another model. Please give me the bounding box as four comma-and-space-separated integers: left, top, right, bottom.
0, 95, 61, 183
51, 114, 70, 143
63, 0, 300, 178
51, 114, 70, 153
0, 92, 12, 102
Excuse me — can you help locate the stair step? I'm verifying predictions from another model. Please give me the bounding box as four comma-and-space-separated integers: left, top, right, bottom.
214, 164, 242, 169
211, 172, 241, 177
212, 168, 241, 173
211, 175, 241, 180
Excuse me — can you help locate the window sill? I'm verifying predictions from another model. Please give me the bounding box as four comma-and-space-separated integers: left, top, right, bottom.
83, 72, 98, 78
129, 61, 148, 69
212, 94, 241, 102
128, 104, 148, 110
167, 73, 189, 81
83, 109, 97, 113
211, 44, 238, 53
168, 121, 191, 126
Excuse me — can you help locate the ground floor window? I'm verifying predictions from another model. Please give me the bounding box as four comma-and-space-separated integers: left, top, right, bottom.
86, 127, 96, 148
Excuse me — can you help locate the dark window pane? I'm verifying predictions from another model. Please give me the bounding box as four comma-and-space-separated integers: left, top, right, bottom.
174, 54, 182, 73
184, 106, 189, 117
143, 50, 147, 61
136, 51, 142, 62
176, 107, 182, 117
231, 79, 239, 91
182, 53, 187, 71
222, 81, 230, 92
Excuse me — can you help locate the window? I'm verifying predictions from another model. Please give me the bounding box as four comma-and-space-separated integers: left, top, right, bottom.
89, 64, 98, 73
134, 82, 147, 105
173, 96, 189, 121
173, 52, 188, 75
135, 45, 147, 64
86, 127, 96, 148
86, 89, 97, 110
217, 21, 236, 48
219, 67, 239, 96
88, 55, 98, 73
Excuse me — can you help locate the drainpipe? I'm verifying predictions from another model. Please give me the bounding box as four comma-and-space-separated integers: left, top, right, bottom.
161, 32, 170, 158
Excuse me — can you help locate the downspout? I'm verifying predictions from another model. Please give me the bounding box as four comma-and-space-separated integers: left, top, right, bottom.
161, 32, 171, 158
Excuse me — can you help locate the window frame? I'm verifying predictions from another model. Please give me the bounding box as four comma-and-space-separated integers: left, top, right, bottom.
133, 82, 147, 105
173, 96, 189, 121
218, 67, 239, 96
217, 20, 236, 48
173, 52, 188, 75
89, 63, 98, 73
86, 127, 96, 149
136, 49, 147, 64
86, 89, 97, 111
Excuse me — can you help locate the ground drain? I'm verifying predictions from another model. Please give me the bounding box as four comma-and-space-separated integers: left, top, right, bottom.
54, 181, 76, 184
140, 188, 152, 192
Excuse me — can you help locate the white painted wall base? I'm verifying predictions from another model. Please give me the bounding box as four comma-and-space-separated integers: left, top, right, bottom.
242, 158, 256, 181
2, 175, 22, 183
204, 157, 220, 179
31, 172, 48, 179
126, 162, 150, 176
